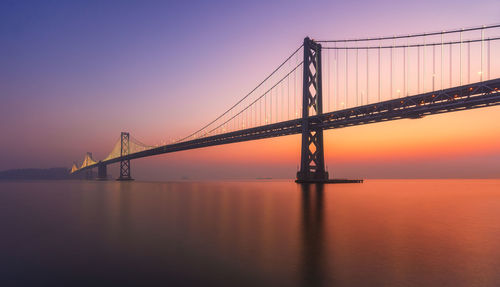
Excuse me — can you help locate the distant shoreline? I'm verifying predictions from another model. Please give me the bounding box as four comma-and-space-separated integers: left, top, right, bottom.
0, 168, 81, 180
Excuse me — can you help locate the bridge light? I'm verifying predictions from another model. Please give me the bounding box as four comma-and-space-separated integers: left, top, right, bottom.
469, 87, 473, 91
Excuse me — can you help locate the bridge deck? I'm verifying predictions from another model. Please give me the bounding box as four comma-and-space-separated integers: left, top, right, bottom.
74, 78, 500, 173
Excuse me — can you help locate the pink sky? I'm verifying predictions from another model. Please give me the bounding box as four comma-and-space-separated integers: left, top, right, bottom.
1, 0, 499, 179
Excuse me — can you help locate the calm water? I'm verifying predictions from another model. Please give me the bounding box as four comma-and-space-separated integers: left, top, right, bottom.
1, 180, 500, 286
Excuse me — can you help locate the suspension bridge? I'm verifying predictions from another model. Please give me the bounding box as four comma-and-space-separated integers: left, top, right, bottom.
71, 24, 500, 183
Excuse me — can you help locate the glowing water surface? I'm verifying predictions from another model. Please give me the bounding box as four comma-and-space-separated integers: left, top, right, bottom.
1, 180, 499, 286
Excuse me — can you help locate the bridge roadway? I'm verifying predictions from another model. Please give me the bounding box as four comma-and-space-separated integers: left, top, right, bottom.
76, 78, 500, 172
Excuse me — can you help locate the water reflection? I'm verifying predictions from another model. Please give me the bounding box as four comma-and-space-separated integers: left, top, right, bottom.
2, 180, 500, 286
300, 183, 327, 287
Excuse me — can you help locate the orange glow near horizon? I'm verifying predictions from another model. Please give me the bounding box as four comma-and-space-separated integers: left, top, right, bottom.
146, 105, 500, 168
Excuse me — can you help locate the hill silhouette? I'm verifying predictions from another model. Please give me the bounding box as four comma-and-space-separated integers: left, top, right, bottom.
0, 168, 83, 180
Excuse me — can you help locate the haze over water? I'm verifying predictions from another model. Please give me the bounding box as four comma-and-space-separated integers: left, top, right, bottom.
1, 179, 499, 286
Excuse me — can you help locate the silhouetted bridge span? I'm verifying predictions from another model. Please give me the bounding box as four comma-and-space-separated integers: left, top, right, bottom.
72, 24, 500, 182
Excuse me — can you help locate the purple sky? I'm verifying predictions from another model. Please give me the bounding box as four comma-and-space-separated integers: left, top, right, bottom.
1, 0, 499, 179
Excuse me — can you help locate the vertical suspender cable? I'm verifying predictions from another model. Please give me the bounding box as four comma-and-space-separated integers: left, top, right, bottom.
272, 87, 275, 123
391, 37, 394, 99
418, 42, 420, 94
460, 29, 462, 86
406, 37, 409, 96
276, 81, 285, 122
262, 94, 264, 125
404, 43, 406, 97
480, 26, 484, 81
449, 43, 452, 88
274, 85, 277, 123
275, 84, 278, 123
264, 92, 267, 124
378, 43, 381, 102
441, 31, 444, 90
336, 45, 339, 109
345, 47, 348, 108
327, 48, 330, 112
423, 35, 426, 92
488, 39, 490, 80
256, 95, 258, 126
287, 69, 290, 120
250, 99, 252, 128
433, 45, 436, 91
276, 86, 278, 122
269, 89, 271, 123
356, 47, 359, 106
250, 103, 253, 128
294, 53, 297, 117
270, 89, 273, 123
254, 101, 257, 127
280, 82, 282, 122
299, 62, 302, 118
255, 93, 262, 127
468, 42, 471, 83
366, 47, 369, 104
259, 97, 262, 126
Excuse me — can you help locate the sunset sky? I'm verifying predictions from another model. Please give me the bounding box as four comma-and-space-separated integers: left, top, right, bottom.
1, 0, 500, 180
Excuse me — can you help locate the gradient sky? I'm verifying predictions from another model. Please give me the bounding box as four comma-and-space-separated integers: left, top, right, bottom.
1, 0, 500, 180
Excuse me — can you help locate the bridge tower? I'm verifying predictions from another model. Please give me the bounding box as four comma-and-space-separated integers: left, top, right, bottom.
117, 132, 133, 181
85, 152, 94, 180
296, 37, 329, 183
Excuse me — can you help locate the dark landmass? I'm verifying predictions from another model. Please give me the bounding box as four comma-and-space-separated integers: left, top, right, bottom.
0, 168, 80, 180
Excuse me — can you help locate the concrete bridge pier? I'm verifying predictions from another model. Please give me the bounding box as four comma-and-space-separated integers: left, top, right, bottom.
97, 163, 107, 180
85, 169, 93, 180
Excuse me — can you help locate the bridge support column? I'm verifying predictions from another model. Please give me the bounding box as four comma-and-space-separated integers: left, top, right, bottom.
296, 37, 329, 183
117, 132, 133, 181
85, 169, 93, 180
97, 163, 107, 180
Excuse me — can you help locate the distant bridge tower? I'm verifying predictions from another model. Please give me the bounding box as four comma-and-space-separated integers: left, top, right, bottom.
85, 152, 94, 179
70, 162, 78, 174
296, 37, 329, 183
117, 132, 133, 181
